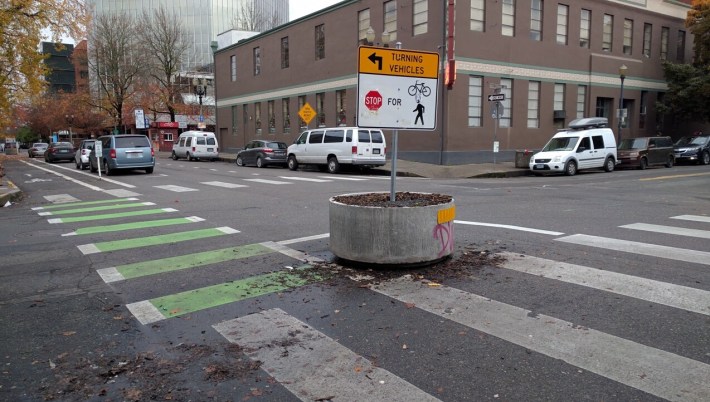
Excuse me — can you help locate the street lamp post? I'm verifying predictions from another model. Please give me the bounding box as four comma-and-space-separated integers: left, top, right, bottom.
617, 64, 628, 144
193, 78, 207, 130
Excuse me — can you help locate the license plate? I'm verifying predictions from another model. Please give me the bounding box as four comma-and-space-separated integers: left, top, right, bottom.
373, 149, 380, 154
127, 152, 141, 158
207, 148, 213, 152
535, 164, 544, 169
59, 149, 68, 153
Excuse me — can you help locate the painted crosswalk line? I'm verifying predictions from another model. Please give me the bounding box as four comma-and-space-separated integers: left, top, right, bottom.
370, 277, 710, 402
77, 227, 239, 255
62, 216, 204, 237
671, 215, 710, 224
214, 308, 441, 402
244, 178, 290, 185
47, 208, 177, 224
43, 194, 80, 203
278, 176, 332, 183
201, 181, 248, 188
316, 175, 368, 181
97, 243, 274, 283
455, 220, 565, 236
154, 184, 199, 192
555, 234, 710, 265
621, 223, 710, 239
33, 197, 139, 210
37, 202, 155, 216
127, 265, 324, 324
497, 252, 710, 316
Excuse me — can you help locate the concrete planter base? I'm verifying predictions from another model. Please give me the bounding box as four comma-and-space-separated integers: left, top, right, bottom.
329, 192, 456, 266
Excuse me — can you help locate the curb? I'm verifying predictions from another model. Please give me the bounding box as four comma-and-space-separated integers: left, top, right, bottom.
0, 179, 23, 206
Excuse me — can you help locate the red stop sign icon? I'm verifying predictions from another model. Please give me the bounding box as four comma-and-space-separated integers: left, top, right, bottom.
364, 90, 383, 111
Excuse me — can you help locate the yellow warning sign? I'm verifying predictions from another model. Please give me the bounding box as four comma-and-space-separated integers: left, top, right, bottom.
358, 46, 439, 79
298, 103, 316, 125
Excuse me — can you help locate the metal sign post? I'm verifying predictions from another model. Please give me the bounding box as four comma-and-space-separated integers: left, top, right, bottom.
95, 141, 103, 179
488, 90, 506, 164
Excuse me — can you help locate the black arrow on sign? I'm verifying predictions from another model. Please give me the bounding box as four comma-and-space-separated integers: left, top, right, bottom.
368, 52, 383, 70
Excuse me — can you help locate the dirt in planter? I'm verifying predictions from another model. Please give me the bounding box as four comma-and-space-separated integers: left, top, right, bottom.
333, 192, 452, 207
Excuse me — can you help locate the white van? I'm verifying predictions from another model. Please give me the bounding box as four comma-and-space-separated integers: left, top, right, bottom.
287, 127, 386, 173
171, 131, 219, 161
529, 117, 617, 176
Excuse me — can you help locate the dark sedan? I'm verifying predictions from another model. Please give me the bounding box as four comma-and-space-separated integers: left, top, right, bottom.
674, 135, 710, 165
236, 140, 288, 168
44, 142, 76, 163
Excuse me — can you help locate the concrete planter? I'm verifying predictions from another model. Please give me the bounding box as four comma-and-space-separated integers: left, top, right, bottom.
329, 192, 456, 265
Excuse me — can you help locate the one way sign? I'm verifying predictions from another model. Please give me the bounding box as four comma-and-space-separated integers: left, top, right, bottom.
488, 94, 505, 101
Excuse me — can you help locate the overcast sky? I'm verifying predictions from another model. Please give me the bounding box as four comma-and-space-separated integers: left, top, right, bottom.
290, 0, 343, 20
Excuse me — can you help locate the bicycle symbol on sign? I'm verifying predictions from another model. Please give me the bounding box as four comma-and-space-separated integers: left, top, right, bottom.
408, 80, 432, 103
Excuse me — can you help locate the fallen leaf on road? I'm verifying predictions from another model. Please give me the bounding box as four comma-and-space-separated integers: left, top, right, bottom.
61, 331, 76, 336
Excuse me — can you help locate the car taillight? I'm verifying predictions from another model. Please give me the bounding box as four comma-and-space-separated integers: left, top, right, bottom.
264, 148, 274, 153
192, 146, 196, 152
151, 147, 154, 157
384, 147, 387, 155
352, 146, 357, 154
109, 149, 116, 159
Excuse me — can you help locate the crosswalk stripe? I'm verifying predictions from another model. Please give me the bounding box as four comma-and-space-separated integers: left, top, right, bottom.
201, 181, 248, 188
278, 176, 332, 182
127, 265, 323, 324
261, 241, 324, 263
154, 184, 199, 192
455, 220, 564, 236
555, 234, 710, 265
62, 216, 205, 236
244, 178, 291, 185
96, 243, 274, 283
671, 214, 710, 224
37, 202, 155, 216
370, 277, 710, 402
214, 308, 441, 402
43, 194, 80, 204
47, 208, 177, 224
497, 252, 710, 316
621, 223, 710, 239
77, 227, 239, 254
316, 175, 368, 181
32, 198, 139, 210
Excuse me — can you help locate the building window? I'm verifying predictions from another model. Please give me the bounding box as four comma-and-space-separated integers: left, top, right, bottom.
580, 9, 590, 48
527, 81, 540, 128
316, 92, 325, 127
358, 9, 370, 40
502, 0, 515, 37
315, 24, 325, 60
298, 96, 307, 128
556, 4, 568, 45
677, 30, 685, 62
255, 102, 262, 132
243, 105, 248, 133
499, 79, 512, 128
230, 55, 237, 81
530, 0, 542, 41
595, 97, 613, 119
468, 76, 483, 127
413, 0, 427, 36
282, 98, 290, 132
253, 47, 261, 75
268, 100, 275, 133
281, 37, 289, 69
554, 83, 565, 112
384, 1, 397, 41
602, 14, 613, 52
660, 27, 669, 60
470, 0, 485, 32
643, 23, 652, 58
639, 91, 647, 129
231, 105, 238, 134
623, 19, 633, 55
576, 85, 587, 119
336, 90, 347, 126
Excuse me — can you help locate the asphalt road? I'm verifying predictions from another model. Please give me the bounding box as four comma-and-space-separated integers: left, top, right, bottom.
1, 155, 709, 401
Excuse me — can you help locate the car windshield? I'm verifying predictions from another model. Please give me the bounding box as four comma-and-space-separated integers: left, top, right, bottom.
674, 137, 692, 146
542, 137, 579, 152
267, 142, 287, 150
52, 142, 73, 148
618, 138, 648, 150
688, 136, 709, 145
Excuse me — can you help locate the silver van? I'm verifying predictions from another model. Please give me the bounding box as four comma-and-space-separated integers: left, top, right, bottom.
286, 127, 386, 173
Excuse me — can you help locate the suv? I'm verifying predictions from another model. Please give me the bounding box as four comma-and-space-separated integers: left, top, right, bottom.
287, 127, 386, 173
236, 140, 288, 168
674, 135, 710, 165
90, 134, 155, 175
617, 136, 674, 169
74, 139, 96, 170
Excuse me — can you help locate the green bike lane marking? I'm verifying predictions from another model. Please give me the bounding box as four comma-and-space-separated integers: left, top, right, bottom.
63, 216, 205, 236
48, 208, 178, 224
77, 227, 240, 255
126, 265, 331, 325
32, 197, 139, 211
97, 243, 274, 283
37, 202, 156, 216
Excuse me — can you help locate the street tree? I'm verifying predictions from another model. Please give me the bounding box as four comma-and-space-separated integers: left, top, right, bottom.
232, 0, 282, 32
87, 12, 142, 130
0, 0, 87, 128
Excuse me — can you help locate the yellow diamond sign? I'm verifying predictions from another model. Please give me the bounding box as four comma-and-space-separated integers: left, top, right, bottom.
299, 103, 316, 125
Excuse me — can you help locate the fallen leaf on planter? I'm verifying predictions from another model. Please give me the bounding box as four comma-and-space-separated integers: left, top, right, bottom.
427, 282, 442, 287
405, 303, 416, 309
61, 331, 76, 336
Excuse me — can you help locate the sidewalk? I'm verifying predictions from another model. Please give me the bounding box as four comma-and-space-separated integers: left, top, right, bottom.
0, 153, 24, 207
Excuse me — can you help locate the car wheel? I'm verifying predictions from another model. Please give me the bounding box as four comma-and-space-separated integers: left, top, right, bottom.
287, 155, 299, 171
75, 159, 81, 169
256, 156, 264, 168
564, 160, 577, 176
236, 156, 244, 166
172, 151, 178, 160
701, 151, 710, 165
665, 156, 674, 168
187, 152, 192, 161
90, 161, 97, 173
603, 157, 615, 172
327, 156, 340, 174
639, 158, 648, 170
28, 153, 32, 158
103, 159, 113, 176
145, 167, 154, 174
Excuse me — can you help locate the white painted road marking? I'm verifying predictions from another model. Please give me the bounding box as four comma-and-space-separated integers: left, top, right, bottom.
555, 234, 710, 265
370, 277, 710, 402
455, 220, 564, 236
21, 161, 104, 191
154, 185, 199, 192
317, 175, 368, 181
201, 181, 248, 188
498, 252, 710, 316
278, 176, 332, 183
214, 308, 441, 402
621, 223, 710, 239
671, 215, 710, 224
244, 178, 291, 185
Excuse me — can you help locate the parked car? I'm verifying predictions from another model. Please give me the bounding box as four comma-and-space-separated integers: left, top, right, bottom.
28, 142, 48, 158
90, 134, 154, 175
44, 142, 76, 163
617, 136, 674, 169
674, 135, 710, 165
236, 140, 288, 168
287, 127, 387, 173
171, 131, 219, 161
74, 139, 96, 170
